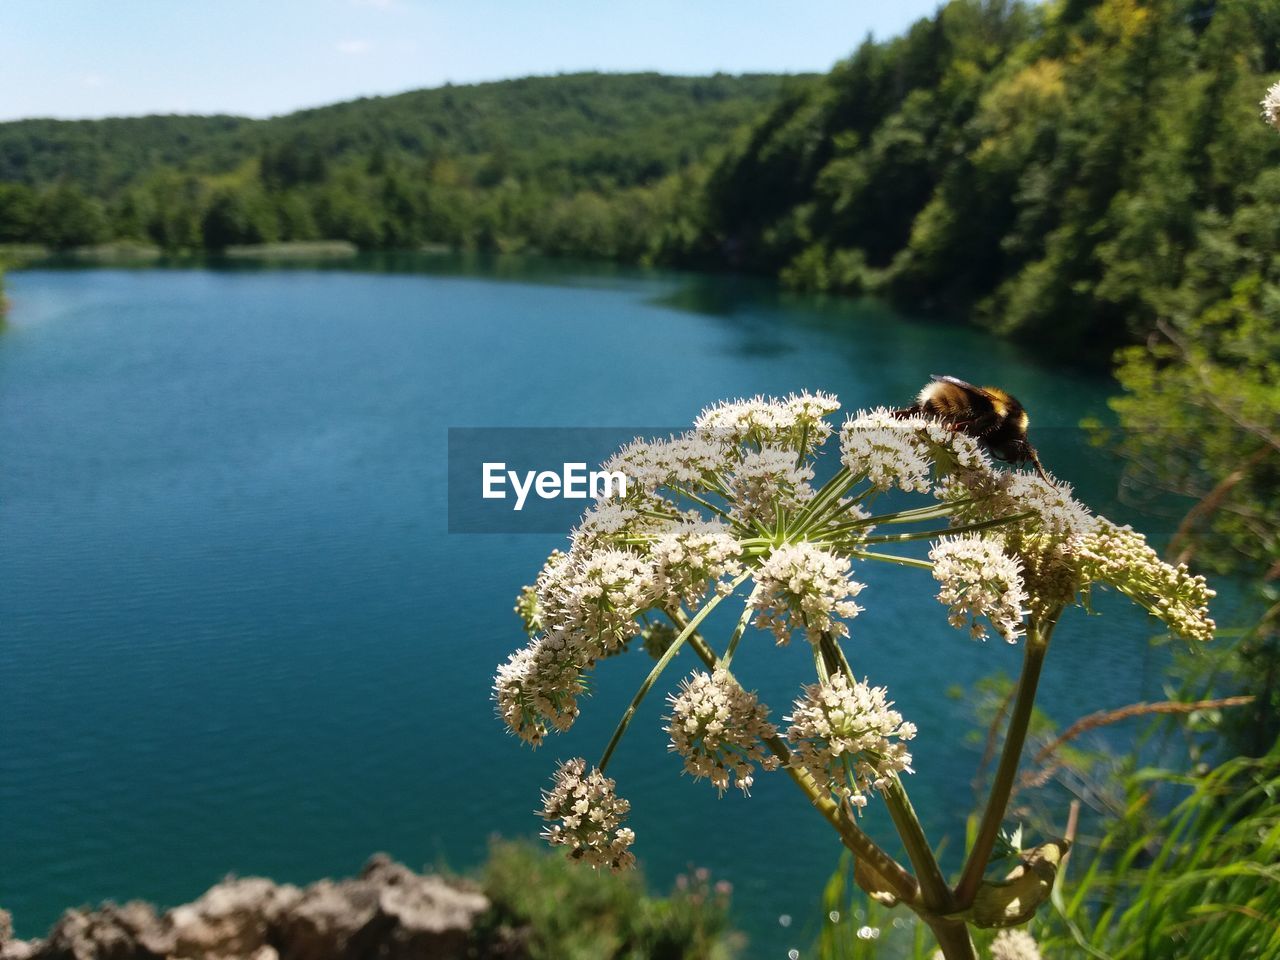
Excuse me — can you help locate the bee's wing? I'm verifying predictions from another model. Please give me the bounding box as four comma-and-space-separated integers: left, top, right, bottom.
930, 374, 981, 391
928, 374, 999, 421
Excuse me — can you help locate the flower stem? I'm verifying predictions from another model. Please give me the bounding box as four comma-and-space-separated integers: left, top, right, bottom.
882, 778, 953, 915
859, 512, 1033, 545
722, 587, 759, 668
670, 486, 739, 527
597, 571, 751, 773
923, 916, 977, 960
792, 466, 854, 535
846, 549, 934, 570
953, 605, 1063, 908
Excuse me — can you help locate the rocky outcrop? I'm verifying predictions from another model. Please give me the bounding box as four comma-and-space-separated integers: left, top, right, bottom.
0, 855, 489, 960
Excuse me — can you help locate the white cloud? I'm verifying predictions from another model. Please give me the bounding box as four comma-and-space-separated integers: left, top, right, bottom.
336, 39, 373, 55
80, 72, 107, 88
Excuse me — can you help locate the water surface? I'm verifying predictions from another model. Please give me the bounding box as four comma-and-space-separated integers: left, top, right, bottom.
0, 258, 1172, 955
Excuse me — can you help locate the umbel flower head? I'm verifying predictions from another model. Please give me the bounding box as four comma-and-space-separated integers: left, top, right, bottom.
841, 407, 987, 492
751, 542, 865, 644
535, 548, 658, 656
695, 390, 840, 450
650, 521, 744, 606
1075, 519, 1216, 644
929, 535, 1028, 642
726, 446, 816, 527
786, 673, 917, 808
493, 630, 588, 746
666, 669, 780, 796
493, 389, 1217, 870
541, 758, 636, 871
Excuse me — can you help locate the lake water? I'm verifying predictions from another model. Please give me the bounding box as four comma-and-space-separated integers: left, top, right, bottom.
0, 257, 1176, 955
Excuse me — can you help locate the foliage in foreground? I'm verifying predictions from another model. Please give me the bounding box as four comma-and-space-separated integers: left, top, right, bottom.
472, 839, 736, 960
1037, 742, 1280, 959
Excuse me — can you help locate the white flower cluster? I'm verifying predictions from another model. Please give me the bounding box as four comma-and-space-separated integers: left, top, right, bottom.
666, 669, 780, 796
990, 928, 1043, 960
725, 447, 815, 526
938, 466, 1215, 641
541, 758, 636, 871
840, 407, 987, 492
536, 548, 659, 656
785, 673, 917, 808
1075, 519, 1216, 644
569, 502, 663, 551
1263, 80, 1280, 132
937, 467, 1098, 615
601, 432, 729, 498
751, 542, 865, 644
651, 521, 744, 606
937, 467, 1096, 543
695, 391, 840, 450
494, 630, 588, 746
929, 535, 1028, 642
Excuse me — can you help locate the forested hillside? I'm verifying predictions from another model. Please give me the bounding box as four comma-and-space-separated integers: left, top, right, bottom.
0, 72, 796, 258
706, 0, 1280, 355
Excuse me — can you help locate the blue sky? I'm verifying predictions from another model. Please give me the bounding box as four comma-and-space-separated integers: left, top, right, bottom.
0, 0, 944, 121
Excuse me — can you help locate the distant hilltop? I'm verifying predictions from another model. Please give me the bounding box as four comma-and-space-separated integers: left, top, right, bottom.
0, 71, 808, 262
0, 72, 804, 196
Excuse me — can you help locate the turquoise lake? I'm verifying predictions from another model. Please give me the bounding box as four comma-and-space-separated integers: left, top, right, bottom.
0, 257, 1178, 956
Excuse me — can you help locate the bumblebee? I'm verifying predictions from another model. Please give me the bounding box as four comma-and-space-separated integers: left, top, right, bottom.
894, 374, 1050, 481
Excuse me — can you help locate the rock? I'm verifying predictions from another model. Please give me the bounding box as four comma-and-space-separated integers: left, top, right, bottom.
0, 908, 37, 960
167, 878, 301, 959
278, 855, 487, 960
0, 942, 37, 960
39, 903, 170, 960
276, 878, 378, 960
6, 856, 489, 960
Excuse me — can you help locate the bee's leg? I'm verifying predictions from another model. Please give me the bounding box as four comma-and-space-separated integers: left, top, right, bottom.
969, 412, 1003, 438
943, 419, 986, 436
891, 405, 923, 420
1028, 451, 1050, 482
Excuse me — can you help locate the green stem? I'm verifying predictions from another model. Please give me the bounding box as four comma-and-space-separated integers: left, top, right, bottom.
859, 499, 970, 526
812, 641, 832, 683
722, 587, 759, 668
795, 423, 810, 469
953, 606, 1063, 908
924, 916, 978, 960
858, 512, 1033, 546
792, 466, 853, 534
846, 550, 935, 570
883, 778, 953, 915
817, 632, 854, 679
670, 486, 738, 526
597, 571, 751, 772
